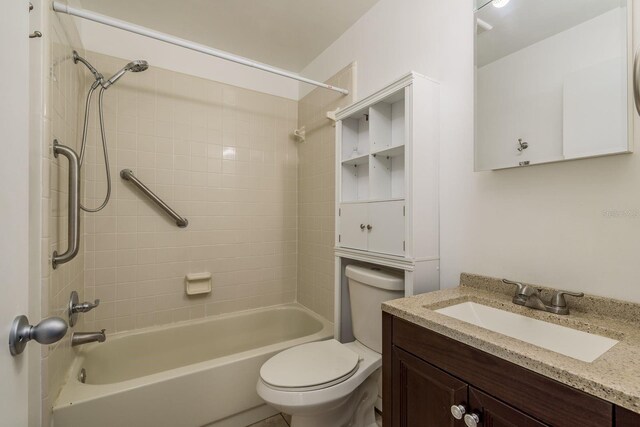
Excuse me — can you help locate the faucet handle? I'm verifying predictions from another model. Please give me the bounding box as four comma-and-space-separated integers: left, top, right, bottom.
502, 279, 525, 294
551, 290, 584, 308
68, 291, 101, 327
73, 299, 100, 313
503, 279, 540, 305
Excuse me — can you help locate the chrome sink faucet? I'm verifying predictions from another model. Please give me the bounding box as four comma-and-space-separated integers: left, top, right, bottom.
71, 329, 106, 347
502, 279, 583, 315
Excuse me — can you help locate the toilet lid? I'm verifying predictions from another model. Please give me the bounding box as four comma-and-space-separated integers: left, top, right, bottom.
260, 339, 360, 391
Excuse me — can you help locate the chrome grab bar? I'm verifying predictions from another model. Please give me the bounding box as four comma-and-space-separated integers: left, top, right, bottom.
52, 140, 80, 269
120, 169, 188, 228
634, 47, 640, 116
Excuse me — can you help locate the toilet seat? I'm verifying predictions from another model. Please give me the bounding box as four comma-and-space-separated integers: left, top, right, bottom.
260, 339, 360, 392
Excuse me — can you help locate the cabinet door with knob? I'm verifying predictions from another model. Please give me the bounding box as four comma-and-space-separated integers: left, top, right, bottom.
367, 200, 405, 255
339, 203, 368, 251
392, 347, 467, 427
384, 313, 622, 427
468, 388, 549, 427
338, 200, 405, 256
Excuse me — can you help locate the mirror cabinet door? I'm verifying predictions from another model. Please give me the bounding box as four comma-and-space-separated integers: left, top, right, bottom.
474, 0, 632, 171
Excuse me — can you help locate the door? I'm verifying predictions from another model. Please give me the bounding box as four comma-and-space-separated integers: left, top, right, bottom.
468, 388, 549, 427
368, 200, 405, 255
0, 0, 31, 425
392, 347, 467, 427
339, 203, 368, 250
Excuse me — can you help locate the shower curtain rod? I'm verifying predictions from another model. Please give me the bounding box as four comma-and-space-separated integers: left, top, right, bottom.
52, 2, 350, 95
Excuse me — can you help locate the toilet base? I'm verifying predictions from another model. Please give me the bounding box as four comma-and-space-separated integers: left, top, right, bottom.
289, 371, 379, 427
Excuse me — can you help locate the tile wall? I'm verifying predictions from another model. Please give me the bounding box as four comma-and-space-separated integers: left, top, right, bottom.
41, 3, 86, 424
80, 52, 299, 332
296, 64, 354, 321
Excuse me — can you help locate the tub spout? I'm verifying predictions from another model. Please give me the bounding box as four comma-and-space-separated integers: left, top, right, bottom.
72, 329, 106, 347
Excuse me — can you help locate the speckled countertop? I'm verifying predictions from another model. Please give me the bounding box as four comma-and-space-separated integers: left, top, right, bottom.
382, 273, 640, 414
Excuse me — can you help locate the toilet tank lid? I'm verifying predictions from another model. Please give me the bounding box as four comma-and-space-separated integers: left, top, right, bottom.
345, 265, 404, 291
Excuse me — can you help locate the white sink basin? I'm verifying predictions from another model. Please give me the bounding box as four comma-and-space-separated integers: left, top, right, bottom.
435, 302, 618, 363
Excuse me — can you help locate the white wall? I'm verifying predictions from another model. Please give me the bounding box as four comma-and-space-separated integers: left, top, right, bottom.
0, 0, 31, 425
75, 18, 299, 100
476, 8, 627, 170
300, 0, 640, 303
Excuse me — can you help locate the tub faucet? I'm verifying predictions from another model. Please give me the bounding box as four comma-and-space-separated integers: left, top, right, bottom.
72, 329, 106, 347
502, 279, 584, 315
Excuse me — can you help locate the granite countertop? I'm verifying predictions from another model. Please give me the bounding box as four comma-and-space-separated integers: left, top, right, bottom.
382, 273, 640, 414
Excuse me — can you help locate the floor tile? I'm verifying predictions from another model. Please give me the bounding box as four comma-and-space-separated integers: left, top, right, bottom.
247, 414, 289, 427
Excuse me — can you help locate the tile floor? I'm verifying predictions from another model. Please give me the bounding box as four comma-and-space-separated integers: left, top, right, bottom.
248, 414, 289, 427
248, 411, 383, 426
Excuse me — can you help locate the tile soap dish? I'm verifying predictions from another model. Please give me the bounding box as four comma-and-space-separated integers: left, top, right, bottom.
185, 272, 212, 296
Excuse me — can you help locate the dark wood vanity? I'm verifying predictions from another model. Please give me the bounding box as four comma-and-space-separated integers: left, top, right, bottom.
382, 312, 640, 427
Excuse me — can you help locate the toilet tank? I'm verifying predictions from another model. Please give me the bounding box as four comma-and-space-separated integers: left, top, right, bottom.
345, 265, 404, 353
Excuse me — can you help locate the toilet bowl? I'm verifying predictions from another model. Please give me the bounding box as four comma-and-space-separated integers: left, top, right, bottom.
257, 340, 381, 427
256, 265, 404, 427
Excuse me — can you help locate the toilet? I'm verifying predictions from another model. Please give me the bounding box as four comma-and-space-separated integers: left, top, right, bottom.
257, 265, 404, 427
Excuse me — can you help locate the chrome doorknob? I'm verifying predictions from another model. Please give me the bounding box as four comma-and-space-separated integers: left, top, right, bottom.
450, 404, 467, 420
464, 413, 481, 427
9, 315, 68, 356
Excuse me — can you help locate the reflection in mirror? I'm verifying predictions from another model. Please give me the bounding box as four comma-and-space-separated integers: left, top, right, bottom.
474, 0, 631, 171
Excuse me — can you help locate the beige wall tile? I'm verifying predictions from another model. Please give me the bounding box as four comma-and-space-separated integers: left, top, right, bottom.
42, 5, 86, 420
82, 51, 298, 332
296, 64, 355, 321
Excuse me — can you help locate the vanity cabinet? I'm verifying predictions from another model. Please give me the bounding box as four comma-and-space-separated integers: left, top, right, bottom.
383, 313, 640, 427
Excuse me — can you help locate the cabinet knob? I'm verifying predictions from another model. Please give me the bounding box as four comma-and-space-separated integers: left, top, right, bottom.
360, 224, 366, 230
464, 413, 481, 427
366, 224, 372, 231
450, 404, 467, 420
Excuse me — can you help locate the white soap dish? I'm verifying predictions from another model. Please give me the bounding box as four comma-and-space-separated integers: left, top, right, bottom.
185, 273, 212, 296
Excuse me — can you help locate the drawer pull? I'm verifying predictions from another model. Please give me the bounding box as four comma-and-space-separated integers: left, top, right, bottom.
464, 413, 481, 427
367, 224, 372, 231
450, 404, 467, 420
360, 224, 366, 230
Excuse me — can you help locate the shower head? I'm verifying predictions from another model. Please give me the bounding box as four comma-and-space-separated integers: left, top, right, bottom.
101, 59, 149, 89
127, 60, 149, 73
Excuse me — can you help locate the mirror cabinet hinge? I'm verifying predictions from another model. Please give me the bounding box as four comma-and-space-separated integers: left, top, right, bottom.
403, 241, 406, 251
338, 235, 341, 243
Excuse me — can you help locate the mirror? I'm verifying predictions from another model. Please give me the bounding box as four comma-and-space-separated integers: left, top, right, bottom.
474, 0, 632, 171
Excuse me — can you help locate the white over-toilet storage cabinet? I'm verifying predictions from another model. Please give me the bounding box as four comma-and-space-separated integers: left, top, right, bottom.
334, 72, 440, 341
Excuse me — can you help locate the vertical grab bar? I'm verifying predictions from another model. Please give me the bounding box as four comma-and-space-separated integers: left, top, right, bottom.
52, 140, 81, 269
634, 47, 640, 116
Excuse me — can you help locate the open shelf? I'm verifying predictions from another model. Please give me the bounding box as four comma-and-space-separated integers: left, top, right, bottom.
369, 99, 405, 152
370, 150, 405, 200
342, 153, 369, 166
341, 162, 369, 202
340, 197, 405, 205
340, 88, 407, 204
371, 144, 405, 158
341, 115, 370, 160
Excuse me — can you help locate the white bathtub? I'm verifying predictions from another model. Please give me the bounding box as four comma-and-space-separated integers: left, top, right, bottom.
53, 304, 332, 427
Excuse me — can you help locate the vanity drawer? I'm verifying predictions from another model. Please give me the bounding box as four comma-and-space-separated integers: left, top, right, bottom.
388, 315, 613, 427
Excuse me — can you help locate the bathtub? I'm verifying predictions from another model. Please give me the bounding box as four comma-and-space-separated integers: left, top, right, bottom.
52, 303, 332, 427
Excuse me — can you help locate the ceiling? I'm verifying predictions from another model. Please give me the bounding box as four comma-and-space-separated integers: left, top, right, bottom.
476, 0, 625, 67
78, 0, 381, 72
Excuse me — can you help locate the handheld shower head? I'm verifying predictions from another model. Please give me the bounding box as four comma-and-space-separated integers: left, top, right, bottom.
102, 59, 149, 89
127, 60, 149, 73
